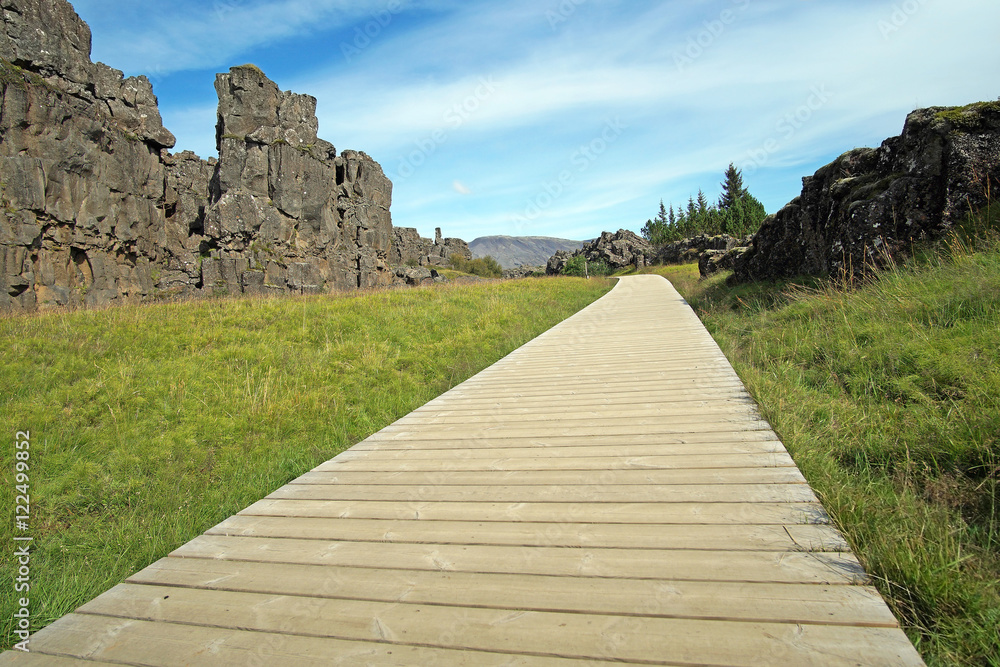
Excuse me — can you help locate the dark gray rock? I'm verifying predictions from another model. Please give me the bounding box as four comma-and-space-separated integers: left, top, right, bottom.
393, 265, 441, 286
699, 247, 750, 278
657, 234, 746, 265
732, 103, 1000, 282
546, 250, 573, 275
0, 0, 399, 312
582, 229, 653, 269
391, 227, 470, 268
547, 229, 653, 275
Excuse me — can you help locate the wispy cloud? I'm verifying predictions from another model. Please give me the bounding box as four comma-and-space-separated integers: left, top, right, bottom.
75, 0, 391, 74
75, 0, 1000, 242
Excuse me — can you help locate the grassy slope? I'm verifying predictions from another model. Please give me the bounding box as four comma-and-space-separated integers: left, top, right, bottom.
0, 277, 613, 648
642, 243, 999, 666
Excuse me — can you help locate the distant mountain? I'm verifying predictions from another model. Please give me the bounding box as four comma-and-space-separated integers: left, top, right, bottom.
470, 236, 584, 269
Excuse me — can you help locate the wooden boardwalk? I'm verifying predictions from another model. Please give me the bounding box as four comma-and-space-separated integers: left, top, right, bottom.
3, 275, 924, 665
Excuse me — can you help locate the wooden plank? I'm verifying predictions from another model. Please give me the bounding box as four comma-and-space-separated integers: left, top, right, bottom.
76, 584, 924, 666
13, 614, 601, 666
291, 468, 805, 487
395, 402, 762, 424
129, 556, 899, 627
170, 535, 866, 584
240, 499, 834, 525
371, 420, 778, 441
324, 443, 791, 465
354, 429, 784, 450
414, 385, 753, 407
443, 376, 750, 398
266, 482, 818, 504
0, 654, 120, 666
422, 383, 752, 405
206, 515, 848, 551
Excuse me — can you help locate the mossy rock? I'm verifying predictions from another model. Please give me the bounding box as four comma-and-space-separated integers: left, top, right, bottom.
935, 101, 1000, 130
233, 63, 266, 77
0, 59, 54, 92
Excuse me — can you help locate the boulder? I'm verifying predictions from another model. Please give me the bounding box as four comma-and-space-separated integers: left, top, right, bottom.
546, 250, 573, 275
699, 247, 750, 278
582, 229, 654, 269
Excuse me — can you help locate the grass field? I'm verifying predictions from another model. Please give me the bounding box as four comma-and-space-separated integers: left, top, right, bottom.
637, 238, 1000, 666
0, 276, 613, 649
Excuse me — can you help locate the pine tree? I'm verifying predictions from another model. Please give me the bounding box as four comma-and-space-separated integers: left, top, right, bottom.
696, 189, 709, 216
656, 200, 668, 225
719, 162, 748, 211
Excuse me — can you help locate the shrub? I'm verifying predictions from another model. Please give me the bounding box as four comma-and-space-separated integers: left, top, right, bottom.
449, 254, 502, 278
562, 255, 612, 277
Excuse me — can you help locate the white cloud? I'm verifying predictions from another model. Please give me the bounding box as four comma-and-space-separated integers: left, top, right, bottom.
77, 0, 1000, 242
74, 0, 397, 74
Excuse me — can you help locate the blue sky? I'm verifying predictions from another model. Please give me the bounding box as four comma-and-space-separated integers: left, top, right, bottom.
71, 0, 1000, 242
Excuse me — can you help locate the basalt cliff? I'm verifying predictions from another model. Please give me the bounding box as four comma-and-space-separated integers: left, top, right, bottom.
732, 103, 1000, 282
1, 0, 410, 312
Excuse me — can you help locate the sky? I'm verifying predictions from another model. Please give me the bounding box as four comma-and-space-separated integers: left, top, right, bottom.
70, 0, 1000, 243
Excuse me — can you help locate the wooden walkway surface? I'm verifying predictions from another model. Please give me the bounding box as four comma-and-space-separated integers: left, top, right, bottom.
3, 275, 924, 665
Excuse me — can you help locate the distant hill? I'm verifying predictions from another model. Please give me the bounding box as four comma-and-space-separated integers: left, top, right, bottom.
470, 236, 584, 269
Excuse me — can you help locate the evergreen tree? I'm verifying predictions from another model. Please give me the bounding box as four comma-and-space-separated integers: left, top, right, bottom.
641, 218, 655, 241
696, 189, 709, 217
719, 162, 748, 211
644, 163, 769, 247
656, 200, 668, 226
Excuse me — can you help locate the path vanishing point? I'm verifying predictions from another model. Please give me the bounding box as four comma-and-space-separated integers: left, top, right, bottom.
1, 275, 925, 665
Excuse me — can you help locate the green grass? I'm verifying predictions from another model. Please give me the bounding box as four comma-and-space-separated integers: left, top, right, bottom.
640, 242, 1000, 665
0, 277, 612, 649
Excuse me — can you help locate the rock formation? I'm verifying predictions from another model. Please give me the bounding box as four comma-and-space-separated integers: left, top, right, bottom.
656, 234, 748, 266
546, 229, 653, 274
732, 103, 1000, 282
1, 0, 396, 312
390, 227, 470, 268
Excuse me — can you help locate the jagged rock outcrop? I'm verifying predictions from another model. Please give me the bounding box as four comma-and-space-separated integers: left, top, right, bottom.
732, 103, 1000, 282
584, 229, 654, 269
204, 64, 392, 295
546, 250, 572, 275
699, 246, 749, 278
656, 234, 748, 265
546, 229, 652, 275
1, 0, 394, 312
390, 227, 470, 267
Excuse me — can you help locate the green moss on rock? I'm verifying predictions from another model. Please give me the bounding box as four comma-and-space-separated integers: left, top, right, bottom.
935, 101, 1000, 129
